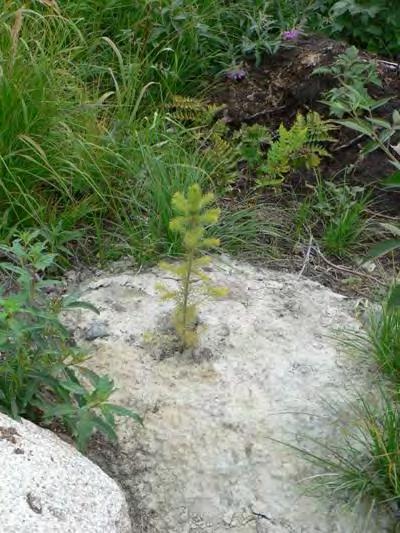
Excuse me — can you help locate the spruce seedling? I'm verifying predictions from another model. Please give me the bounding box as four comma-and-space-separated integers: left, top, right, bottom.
158, 184, 228, 350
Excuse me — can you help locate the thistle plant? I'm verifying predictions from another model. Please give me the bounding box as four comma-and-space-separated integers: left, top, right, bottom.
159, 184, 227, 350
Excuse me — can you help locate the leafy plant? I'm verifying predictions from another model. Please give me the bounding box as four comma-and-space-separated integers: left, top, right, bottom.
338, 110, 400, 171
336, 110, 400, 264
240, 10, 282, 66
272, 0, 320, 30
320, 0, 400, 57
158, 185, 228, 350
234, 123, 272, 172
314, 46, 385, 118
257, 112, 334, 186
0, 231, 141, 451
316, 51, 400, 262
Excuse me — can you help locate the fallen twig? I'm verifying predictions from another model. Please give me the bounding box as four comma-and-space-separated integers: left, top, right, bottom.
333, 134, 365, 152
315, 247, 387, 287
244, 105, 286, 122
298, 232, 313, 279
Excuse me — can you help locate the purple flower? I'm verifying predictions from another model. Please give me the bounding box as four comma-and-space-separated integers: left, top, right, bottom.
282, 28, 301, 41
226, 68, 247, 82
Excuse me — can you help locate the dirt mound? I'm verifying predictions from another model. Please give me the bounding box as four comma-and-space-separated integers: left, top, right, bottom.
210, 35, 400, 213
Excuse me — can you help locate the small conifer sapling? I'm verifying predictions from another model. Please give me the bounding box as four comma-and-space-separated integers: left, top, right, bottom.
158, 184, 228, 350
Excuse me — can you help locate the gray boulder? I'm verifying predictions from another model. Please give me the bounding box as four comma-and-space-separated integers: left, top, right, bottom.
0, 413, 131, 533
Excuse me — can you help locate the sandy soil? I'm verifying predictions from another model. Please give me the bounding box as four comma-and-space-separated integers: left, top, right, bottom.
65, 256, 389, 532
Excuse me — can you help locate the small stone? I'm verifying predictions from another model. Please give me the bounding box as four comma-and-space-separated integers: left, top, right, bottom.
219, 324, 230, 338
84, 321, 109, 341
26, 492, 42, 514
112, 302, 127, 313
192, 347, 213, 363
251, 502, 272, 521
223, 510, 234, 525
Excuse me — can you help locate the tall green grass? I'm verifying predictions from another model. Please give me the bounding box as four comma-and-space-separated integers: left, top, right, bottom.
346, 297, 400, 385
296, 180, 371, 259
293, 288, 400, 526
0, 1, 285, 263
295, 391, 400, 520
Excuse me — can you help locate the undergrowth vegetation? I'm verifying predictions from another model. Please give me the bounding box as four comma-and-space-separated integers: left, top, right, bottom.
0, 2, 399, 522
0, 0, 293, 448
296, 295, 400, 526
294, 389, 400, 520
297, 180, 371, 258
0, 231, 141, 450
0, 0, 279, 262
316, 0, 400, 56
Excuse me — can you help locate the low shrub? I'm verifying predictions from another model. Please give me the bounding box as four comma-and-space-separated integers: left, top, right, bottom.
0, 231, 141, 450
314, 0, 400, 57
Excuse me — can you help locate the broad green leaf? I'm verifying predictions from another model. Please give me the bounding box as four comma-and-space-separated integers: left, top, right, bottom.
370, 97, 392, 110
393, 110, 400, 126
41, 403, 78, 419
87, 375, 115, 404
34, 254, 56, 271
361, 140, 379, 156
364, 239, 400, 261
60, 380, 87, 395
77, 366, 101, 387
378, 223, 400, 237
388, 285, 400, 309
367, 117, 391, 129
336, 119, 374, 136
76, 412, 95, 452
378, 129, 394, 144
62, 298, 99, 315
10, 398, 20, 420
103, 403, 143, 425
0, 264, 27, 276
91, 414, 118, 442
385, 171, 400, 189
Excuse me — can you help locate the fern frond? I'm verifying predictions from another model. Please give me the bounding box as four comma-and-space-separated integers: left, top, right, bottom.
167, 95, 222, 126
298, 111, 336, 143
258, 113, 333, 186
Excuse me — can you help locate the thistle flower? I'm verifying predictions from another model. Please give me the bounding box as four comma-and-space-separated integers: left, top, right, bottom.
225, 67, 247, 82
282, 28, 301, 41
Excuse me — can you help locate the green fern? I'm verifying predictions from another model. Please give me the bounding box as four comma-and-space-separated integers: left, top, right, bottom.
234, 123, 272, 171
257, 112, 334, 187
200, 133, 238, 185
168, 95, 239, 186
297, 111, 336, 144
167, 95, 222, 127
